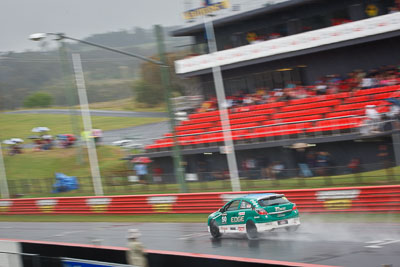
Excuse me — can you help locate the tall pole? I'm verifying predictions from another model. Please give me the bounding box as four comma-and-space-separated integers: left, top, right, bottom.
0, 143, 10, 198
204, 17, 241, 191
154, 25, 187, 193
58, 40, 82, 164
72, 53, 104, 196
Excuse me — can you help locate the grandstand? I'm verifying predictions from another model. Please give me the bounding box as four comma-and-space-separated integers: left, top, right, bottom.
135, 0, 400, 177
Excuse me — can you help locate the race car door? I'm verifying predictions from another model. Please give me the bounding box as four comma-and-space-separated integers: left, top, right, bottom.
238, 200, 254, 232
225, 200, 242, 231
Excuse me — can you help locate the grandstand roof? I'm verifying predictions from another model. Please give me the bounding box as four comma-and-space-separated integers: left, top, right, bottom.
172, 0, 317, 37
177, 29, 400, 77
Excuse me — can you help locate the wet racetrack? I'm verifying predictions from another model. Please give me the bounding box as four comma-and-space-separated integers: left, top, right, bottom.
0, 220, 399, 267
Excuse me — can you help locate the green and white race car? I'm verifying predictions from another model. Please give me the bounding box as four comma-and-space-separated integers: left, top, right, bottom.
207, 193, 300, 239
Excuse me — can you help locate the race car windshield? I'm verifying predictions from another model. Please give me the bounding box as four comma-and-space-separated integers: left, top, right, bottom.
258, 197, 289, 207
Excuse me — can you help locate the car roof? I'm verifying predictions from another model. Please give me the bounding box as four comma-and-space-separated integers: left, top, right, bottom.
243, 193, 284, 200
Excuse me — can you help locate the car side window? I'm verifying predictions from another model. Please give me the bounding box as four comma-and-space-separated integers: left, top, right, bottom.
240, 200, 253, 209
226, 200, 240, 211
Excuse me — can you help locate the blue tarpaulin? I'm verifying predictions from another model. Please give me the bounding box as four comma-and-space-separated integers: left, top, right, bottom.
52, 173, 79, 193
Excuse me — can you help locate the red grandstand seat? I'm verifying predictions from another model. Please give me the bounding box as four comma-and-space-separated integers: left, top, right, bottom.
374, 92, 393, 100
281, 115, 322, 123
343, 95, 371, 104
188, 110, 220, 120
231, 122, 259, 129
307, 117, 362, 133
252, 101, 285, 110
273, 107, 331, 119
325, 110, 364, 118
232, 130, 250, 140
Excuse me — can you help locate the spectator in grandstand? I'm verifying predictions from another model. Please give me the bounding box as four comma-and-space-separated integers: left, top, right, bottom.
360, 73, 378, 89
363, 104, 381, 134
126, 229, 148, 267
314, 78, 328, 95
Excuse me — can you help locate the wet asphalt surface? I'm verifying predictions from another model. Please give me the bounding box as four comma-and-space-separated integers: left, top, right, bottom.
0, 220, 399, 267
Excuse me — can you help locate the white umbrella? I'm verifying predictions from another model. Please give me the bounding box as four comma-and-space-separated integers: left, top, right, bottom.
2, 140, 16, 145
290, 143, 309, 149
32, 127, 50, 133
42, 135, 53, 139
10, 138, 24, 143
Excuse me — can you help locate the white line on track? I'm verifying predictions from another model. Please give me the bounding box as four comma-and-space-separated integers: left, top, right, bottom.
364, 239, 400, 248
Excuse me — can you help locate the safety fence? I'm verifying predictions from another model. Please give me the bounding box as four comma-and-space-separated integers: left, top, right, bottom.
0, 184, 399, 215
6, 161, 398, 198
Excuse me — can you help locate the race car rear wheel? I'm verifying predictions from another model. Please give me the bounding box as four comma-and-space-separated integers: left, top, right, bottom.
246, 220, 258, 239
285, 225, 299, 232
210, 220, 221, 238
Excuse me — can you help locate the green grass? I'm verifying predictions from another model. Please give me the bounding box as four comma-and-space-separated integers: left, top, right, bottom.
4, 146, 127, 181
0, 213, 398, 223
0, 113, 166, 140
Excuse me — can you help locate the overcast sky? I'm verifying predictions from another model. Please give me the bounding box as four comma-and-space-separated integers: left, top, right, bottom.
0, 0, 192, 53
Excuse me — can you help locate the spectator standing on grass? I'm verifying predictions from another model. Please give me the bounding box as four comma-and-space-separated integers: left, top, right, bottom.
377, 145, 390, 169
295, 148, 313, 177
153, 166, 163, 184
134, 163, 148, 184
126, 229, 148, 267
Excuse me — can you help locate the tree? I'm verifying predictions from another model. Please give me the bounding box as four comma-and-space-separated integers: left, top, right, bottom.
23, 92, 53, 108
133, 80, 164, 106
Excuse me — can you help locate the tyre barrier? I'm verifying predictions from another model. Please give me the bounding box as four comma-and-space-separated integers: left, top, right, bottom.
0, 239, 337, 267
0, 185, 399, 215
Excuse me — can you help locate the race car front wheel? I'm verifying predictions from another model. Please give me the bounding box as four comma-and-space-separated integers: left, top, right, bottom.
246, 221, 258, 239
210, 220, 221, 238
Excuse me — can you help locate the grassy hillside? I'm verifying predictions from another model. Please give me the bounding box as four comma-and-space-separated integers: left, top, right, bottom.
0, 113, 166, 140
3, 146, 127, 180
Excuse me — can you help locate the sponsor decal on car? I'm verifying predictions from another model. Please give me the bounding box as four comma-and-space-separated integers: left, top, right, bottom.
147, 196, 177, 212
238, 227, 245, 232
231, 216, 244, 223
316, 189, 360, 210
36, 199, 58, 213
0, 201, 12, 212
86, 198, 111, 213
275, 206, 286, 212
238, 211, 245, 215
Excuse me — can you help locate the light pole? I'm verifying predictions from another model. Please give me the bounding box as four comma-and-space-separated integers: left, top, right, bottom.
30, 33, 83, 164
29, 29, 187, 193
0, 142, 10, 198
203, 16, 241, 191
